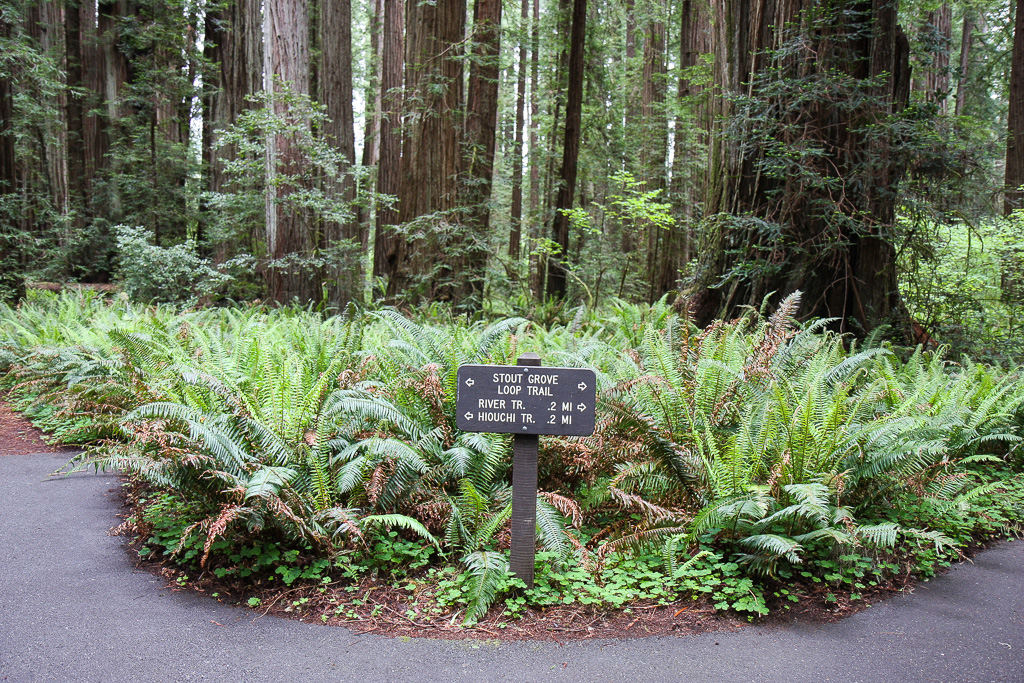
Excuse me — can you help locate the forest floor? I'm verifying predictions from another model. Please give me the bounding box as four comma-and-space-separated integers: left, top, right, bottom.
4, 439, 1023, 682
0, 399, 73, 456
0, 399, 910, 642
0, 397, 1002, 644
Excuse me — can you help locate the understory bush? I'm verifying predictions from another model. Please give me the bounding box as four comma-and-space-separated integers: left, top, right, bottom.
1, 290, 1022, 624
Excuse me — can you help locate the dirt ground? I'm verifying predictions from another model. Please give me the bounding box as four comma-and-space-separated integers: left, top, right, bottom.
0, 399, 71, 456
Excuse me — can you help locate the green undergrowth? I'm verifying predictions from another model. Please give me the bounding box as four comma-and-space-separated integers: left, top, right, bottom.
3, 290, 1024, 627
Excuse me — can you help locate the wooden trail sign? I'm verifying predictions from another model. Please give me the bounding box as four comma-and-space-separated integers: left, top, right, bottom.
456, 354, 596, 587
455, 363, 596, 436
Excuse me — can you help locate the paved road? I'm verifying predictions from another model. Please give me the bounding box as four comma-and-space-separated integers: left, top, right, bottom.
1, 451, 1022, 683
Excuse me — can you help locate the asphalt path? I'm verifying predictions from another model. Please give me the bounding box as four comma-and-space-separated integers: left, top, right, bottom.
1, 451, 1022, 683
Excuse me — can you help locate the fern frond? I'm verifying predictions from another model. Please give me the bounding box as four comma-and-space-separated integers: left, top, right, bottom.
461, 550, 510, 625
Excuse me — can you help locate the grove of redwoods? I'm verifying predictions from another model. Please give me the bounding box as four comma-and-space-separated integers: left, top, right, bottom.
0, 0, 1023, 358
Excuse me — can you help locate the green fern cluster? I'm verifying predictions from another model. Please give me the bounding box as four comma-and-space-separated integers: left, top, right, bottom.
594, 292, 1024, 574
2, 290, 1023, 623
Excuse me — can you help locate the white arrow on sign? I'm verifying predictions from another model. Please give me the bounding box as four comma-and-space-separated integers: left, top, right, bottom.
464, 412, 474, 420
577, 382, 588, 391
465, 378, 475, 387
577, 403, 586, 411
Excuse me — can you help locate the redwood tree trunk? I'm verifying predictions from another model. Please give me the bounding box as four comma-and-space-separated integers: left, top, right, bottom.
0, 13, 25, 304
923, 3, 951, 113
509, 0, 529, 260
460, 0, 503, 305
65, 0, 88, 226
545, 0, 586, 300
671, 0, 710, 268
954, 9, 973, 117
528, 0, 542, 298
692, 0, 911, 336
1005, 0, 1024, 215
640, 1, 671, 300
387, 0, 466, 302
263, 0, 316, 304
373, 0, 403, 280
320, 0, 361, 307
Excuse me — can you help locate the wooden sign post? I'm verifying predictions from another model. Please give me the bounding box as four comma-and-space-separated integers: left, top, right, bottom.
456, 354, 596, 588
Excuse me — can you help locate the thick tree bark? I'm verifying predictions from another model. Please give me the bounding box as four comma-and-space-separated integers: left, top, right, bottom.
528, 0, 542, 298
922, 3, 951, 113
386, 0, 466, 302
263, 0, 316, 304
692, 0, 911, 336
204, 0, 262, 198
954, 9, 973, 117
671, 0, 710, 268
362, 0, 383, 172
545, 0, 586, 300
81, 0, 109, 199
640, 0, 671, 300
65, 0, 88, 226
0, 13, 25, 304
1006, 0, 1024, 215
319, 0, 361, 307
373, 0, 403, 280
509, 0, 528, 260
95, 0, 132, 226
460, 0, 503, 304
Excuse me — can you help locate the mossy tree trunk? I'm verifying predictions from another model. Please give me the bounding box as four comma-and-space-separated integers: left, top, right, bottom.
691, 0, 911, 337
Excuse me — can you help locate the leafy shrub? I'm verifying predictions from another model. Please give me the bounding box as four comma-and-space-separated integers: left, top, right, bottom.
115, 224, 229, 304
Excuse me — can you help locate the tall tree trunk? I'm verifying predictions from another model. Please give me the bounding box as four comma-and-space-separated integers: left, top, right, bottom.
640, 0, 671, 300
96, 0, 132, 227
692, 0, 911, 336
923, 3, 951, 113
509, 0, 528, 260
461, 0, 503, 305
387, 0, 466, 302
373, 0, 403, 280
0, 11, 25, 304
672, 0, 710, 268
81, 0, 108, 201
362, 0, 383, 172
954, 9, 973, 117
320, 0, 361, 307
263, 0, 315, 304
204, 0, 262, 197
1006, 0, 1024, 215
65, 0, 88, 228
528, 0, 542, 297
546, 0, 586, 301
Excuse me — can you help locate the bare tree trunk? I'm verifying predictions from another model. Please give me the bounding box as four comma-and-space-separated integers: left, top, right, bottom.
509, 0, 528, 259
0, 12, 25, 303
546, 0, 586, 301
387, 0, 466, 302
923, 3, 952, 113
528, 0, 542, 298
65, 0, 88, 229
96, 0, 132, 226
1006, 0, 1024, 215
263, 0, 316, 304
205, 0, 262, 196
461, 0, 503, 304
672, 0, 710, 268
954, 9, 973, 117
640, 0, 671, 300
373, 0, 403, 280
320, 0, 361, 307
363, 0, 383, 172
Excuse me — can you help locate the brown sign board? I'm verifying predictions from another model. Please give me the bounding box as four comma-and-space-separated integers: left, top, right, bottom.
455, 364, 597, 436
